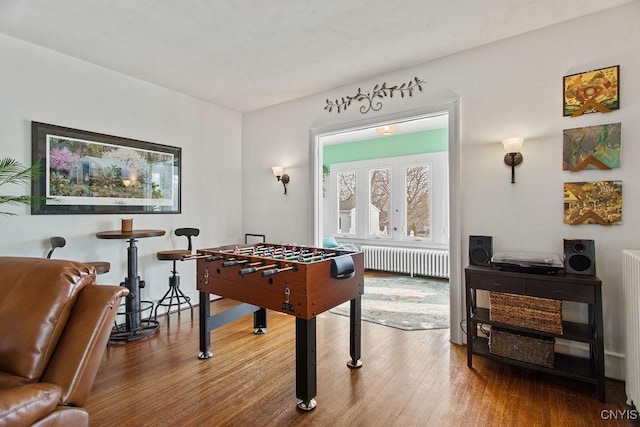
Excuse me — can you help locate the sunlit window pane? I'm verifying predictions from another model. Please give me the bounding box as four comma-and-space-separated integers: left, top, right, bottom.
405, 165, 430, 237
337, 171, 357, 234
369, 168, 390, 236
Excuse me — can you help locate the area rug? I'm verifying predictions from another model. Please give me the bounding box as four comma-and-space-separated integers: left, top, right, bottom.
330, 275, 449, 331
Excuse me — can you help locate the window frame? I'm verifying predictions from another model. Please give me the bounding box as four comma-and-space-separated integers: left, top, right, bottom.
328, 151, 448, 246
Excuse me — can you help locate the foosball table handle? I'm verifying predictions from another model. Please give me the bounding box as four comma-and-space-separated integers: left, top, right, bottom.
261, 268, 279, 277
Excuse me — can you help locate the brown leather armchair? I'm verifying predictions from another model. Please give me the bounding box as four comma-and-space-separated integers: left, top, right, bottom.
0, 257, 128, 427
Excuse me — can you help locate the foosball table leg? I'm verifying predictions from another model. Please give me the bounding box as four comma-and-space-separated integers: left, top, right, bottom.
198, 291, 213, 359
295, 317, 317, 411
347, 296, 363, 369
254, 307, 267, 334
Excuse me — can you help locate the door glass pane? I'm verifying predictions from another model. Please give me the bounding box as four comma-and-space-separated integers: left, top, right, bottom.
337, 171, 357, 234
406, 164, 430, 238
369, 168, 390, 236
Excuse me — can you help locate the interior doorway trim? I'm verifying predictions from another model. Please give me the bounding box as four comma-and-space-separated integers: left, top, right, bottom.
309, 100, 463, 344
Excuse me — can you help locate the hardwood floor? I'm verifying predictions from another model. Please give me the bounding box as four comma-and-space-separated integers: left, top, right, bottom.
87, 299, 637, 427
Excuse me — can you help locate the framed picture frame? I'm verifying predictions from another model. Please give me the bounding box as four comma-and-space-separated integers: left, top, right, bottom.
562, 123, 621, 171
563, 65, 619, 117
563, 181, 622, 225
31, 121, 181, 215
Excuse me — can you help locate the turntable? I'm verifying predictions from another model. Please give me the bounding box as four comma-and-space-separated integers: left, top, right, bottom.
491, 251, 564, 275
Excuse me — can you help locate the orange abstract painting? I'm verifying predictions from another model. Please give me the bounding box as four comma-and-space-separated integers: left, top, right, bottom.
563, 66, 619, 117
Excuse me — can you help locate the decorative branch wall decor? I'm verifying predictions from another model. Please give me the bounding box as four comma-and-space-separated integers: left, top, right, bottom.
324, 77, 426, 114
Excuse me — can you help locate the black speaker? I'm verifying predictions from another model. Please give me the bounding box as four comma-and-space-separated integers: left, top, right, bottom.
564, 239, 596, 275
469, 235, 493, 267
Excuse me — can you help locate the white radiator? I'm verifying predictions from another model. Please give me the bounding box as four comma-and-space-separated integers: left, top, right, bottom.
623, 250, 640, 406
361, 245, 449, 279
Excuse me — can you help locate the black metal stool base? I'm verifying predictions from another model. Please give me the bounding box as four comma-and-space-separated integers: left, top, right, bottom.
110, 319, 160, 342
110, 301, 160, 342
154, 271, 194, 327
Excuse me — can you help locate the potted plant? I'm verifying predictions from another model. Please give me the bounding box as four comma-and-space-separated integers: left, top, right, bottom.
0, 157, 42, 215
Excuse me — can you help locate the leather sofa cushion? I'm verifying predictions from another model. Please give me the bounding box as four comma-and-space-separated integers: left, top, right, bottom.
0, 383, 62, 427
31, 406, 89, 427
0, 257, 95, 381
0, 371, 31, 389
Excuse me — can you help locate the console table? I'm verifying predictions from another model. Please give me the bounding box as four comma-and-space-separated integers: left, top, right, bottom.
96, 229, 165, 342
465, 265, 605, 401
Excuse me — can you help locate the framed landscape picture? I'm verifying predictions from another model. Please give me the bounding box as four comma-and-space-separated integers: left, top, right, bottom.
31, 122, 181, 214
562, 123, 621, 171
563, 181, 622, 225
563, 65, 619, 117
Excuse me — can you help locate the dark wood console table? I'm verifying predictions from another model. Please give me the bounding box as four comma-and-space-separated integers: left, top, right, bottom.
96, 229, 165, 342
465, 265, 605, 401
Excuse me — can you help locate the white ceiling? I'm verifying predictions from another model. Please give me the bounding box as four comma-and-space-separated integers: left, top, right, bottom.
0, 0, 633, 113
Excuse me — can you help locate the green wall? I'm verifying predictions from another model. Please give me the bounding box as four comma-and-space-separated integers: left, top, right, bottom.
323, 127, 447, 169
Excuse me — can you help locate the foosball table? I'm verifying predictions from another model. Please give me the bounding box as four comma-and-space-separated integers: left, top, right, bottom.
195, 243, 364, 411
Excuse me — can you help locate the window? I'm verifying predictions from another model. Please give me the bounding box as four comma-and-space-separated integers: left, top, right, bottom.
337, 170, 357, 235
328, 152, 447, 246
369, 168, 390, 236
405, 164, 430, 238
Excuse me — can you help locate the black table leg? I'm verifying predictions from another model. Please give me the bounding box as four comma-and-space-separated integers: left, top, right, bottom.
348, 296, 363, 368
296, 317, 317, 411
254, 308, 267, 334
198, 291, 213, 359
125, 238, 141, 331
110, 238, 159, 342
198, 295, 262, 359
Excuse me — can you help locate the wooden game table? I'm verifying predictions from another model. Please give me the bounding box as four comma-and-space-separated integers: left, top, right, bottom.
195, 243, 364, 411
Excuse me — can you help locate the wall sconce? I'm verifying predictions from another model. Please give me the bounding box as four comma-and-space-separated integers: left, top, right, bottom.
502, 137, 524, 184
272, 166, 290, 194
122, 179, 132, 187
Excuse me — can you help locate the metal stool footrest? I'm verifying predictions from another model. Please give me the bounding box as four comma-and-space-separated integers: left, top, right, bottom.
111, 300, 159, 342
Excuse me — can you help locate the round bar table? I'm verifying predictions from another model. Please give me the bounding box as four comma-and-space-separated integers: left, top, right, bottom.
96, 229, 165, 342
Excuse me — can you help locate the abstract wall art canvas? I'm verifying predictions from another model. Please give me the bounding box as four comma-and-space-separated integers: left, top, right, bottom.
563, 65, 619, 117
563, 123, 621, 171
564, 181, 622, 225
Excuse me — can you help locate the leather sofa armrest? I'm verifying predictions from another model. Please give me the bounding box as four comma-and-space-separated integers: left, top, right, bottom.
41, 285, 129, 406
0, 383, 62, 427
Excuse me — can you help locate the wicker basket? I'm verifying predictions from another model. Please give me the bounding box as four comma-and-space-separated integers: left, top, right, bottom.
489, 292, 563, 334
489, 327, 555, 368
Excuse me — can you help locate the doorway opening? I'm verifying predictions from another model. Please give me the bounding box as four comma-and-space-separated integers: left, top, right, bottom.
310, 102, 462, 343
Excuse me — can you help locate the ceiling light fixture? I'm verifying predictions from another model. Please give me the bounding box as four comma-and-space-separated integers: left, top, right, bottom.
375, 125, 398, 136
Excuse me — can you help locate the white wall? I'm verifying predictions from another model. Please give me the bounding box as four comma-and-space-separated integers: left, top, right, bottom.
242, 2, 640, 379
0, 33, 243, 309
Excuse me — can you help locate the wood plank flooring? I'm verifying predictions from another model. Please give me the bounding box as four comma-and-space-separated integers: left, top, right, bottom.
86, 299, 637, 426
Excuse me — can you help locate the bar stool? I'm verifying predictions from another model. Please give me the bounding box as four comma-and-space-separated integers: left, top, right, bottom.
154, 228, 199, 326
47, 236, 111, 275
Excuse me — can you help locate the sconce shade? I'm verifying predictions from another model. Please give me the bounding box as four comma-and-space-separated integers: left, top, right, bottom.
502, 137, 524, 153
272, 166, 289, 194
501, 137, 524, 184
